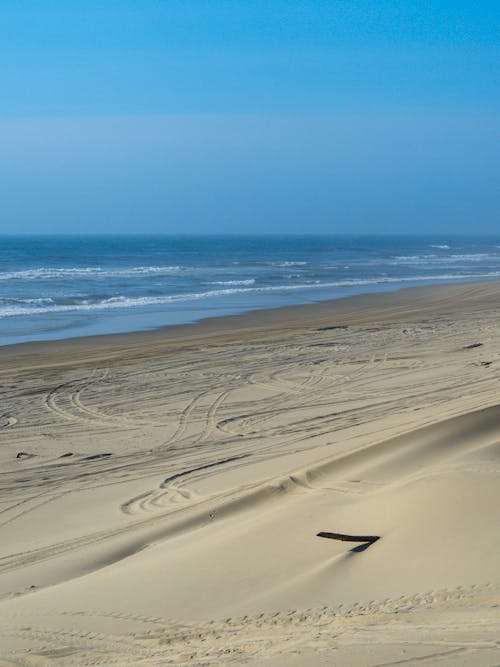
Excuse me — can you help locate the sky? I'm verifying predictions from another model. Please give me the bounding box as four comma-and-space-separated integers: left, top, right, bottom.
0, 0, 498, 235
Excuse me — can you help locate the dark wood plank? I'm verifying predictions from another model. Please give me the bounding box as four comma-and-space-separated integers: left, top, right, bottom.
317, 531, 380, 544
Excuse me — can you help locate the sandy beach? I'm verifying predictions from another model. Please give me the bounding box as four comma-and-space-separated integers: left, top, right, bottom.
0, 280, 499, 666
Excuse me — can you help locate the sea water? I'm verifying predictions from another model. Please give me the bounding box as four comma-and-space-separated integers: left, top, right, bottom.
1, 235, 499, 346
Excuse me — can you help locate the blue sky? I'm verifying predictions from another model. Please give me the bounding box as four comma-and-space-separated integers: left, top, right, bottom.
0, 1, 498, 234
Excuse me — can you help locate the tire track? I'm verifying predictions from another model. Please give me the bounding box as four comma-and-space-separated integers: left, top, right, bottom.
1, 584, 497, 666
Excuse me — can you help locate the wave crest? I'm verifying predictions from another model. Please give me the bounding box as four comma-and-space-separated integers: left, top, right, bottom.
0, 266, 184, 280
2, 272, 500, 319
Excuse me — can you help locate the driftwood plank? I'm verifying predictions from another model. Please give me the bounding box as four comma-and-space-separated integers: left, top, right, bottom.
317, 531, 380, 544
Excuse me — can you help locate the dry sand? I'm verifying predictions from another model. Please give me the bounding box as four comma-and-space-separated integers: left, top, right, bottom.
0, 281, 499, 666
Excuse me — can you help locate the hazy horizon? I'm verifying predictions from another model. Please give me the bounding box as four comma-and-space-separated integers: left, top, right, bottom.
1, 232, 498, 238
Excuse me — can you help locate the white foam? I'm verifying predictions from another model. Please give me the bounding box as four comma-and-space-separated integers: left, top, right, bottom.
2, 272, 500, 319
0, 266, 185, 280
0, 297, 55, 305
252, 261, 308, 267
392, 253, 498, 265
207, 279, 256, 286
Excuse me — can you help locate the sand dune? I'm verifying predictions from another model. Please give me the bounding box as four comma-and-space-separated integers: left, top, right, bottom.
0, 282, 499, 665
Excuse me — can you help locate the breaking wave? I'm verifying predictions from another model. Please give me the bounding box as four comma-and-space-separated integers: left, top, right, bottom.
0, 266, 185, 280
2, 271, 500, 319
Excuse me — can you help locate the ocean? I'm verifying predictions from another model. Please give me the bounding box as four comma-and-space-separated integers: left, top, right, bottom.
1, 235, 499, 346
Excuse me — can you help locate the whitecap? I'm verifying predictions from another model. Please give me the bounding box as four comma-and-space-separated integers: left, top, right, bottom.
207, 279, 256, 286
0, 266, 185, 281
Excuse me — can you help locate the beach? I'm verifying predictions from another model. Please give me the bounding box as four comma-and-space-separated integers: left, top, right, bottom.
0, 280, 499, 665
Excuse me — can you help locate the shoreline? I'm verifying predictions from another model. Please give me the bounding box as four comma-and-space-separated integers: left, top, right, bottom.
3, 233, 499, 349
1, 278, 498, 364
